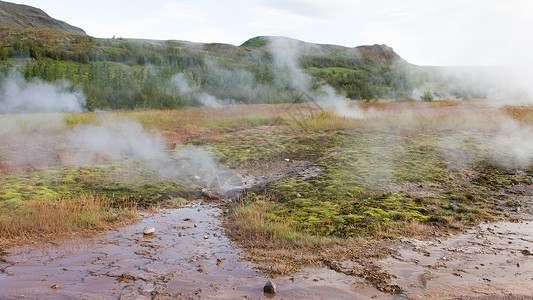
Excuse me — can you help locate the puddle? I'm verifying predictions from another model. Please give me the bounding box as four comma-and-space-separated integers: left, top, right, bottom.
380, 222, 533, 298
0, 201, 386, 299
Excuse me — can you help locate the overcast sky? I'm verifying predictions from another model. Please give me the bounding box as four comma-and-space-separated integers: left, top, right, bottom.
9, 0, 533, 66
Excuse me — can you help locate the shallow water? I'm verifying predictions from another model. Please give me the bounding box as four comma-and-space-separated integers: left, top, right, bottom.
0, 201, 386, 299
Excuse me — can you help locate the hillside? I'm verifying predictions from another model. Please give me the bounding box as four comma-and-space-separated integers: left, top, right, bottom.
0, 0, 85, 35
241, 36, 401, 63
0, 2, 446, 111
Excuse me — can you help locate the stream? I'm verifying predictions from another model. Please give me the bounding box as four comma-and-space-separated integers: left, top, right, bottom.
0, 201, 387, 299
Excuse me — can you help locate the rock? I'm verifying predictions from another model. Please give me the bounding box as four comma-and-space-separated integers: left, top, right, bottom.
143, 227, 155, 235
223, 209, 229, 214
295, 193, 301, 198
264, 281, 277, 293
202, 188, 220, 200
51, 284, 60, 289
515, 207, 521, 212
204, 235, 209, 239
514, 200, 521, 206
521, 249, 532, 256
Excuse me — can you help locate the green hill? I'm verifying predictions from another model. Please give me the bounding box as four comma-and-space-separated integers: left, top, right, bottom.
0, 2, 443, 111
0, 0, 85, 34
241, 36, 401, 63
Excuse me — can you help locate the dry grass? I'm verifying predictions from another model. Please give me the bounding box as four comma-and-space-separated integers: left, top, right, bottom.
227, 196, 339, 249
0, 193, 137, 248
225, 196, 406, 293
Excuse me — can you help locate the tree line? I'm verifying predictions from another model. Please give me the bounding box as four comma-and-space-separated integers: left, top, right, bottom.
0, 35, 424, 110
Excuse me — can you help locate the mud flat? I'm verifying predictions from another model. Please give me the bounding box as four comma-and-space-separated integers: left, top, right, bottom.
381, 222, 533, 299
0, 201, 387, 299
2, 202, 533, 299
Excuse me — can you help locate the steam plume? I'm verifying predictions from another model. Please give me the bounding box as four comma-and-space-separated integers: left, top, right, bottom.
267, 36, 365, 118
0, 73, 86, 114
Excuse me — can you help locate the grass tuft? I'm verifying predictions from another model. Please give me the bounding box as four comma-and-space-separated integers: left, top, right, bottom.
0, 193, 136, 247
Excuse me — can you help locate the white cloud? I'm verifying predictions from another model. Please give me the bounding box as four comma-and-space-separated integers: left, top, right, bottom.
249, 5, 326, 31
153, 3, 210, 21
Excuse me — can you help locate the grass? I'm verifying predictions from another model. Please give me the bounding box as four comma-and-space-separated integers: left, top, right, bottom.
0, 193, 136, 248
0, 106, 288, 246
2, 101, 533, 252
240, 37, 267, 47
217, 102, 533, 245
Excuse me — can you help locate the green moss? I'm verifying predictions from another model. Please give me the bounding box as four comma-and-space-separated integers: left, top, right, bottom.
0, 161, 199, 207
223, 117, 498, 239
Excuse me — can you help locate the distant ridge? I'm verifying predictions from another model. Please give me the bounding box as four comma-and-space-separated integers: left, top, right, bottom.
241, 36, 402, 62
0, 0, 85, 35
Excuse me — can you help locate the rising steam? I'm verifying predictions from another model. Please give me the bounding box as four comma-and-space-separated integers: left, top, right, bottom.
267, 36, 365, 118
0, 72, 242, 194
0, 73, 86, 114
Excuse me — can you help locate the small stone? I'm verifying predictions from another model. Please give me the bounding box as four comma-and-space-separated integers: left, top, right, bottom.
264, 281, 277, 294
204, 235, 209, 239
143, 227, 155, 235
521, 249, 532, 256
515, 207, 520, 212
202, 188, 220, 200
295, 193, 301, 198
223, 209, 229, 214
51, 284, 60, 290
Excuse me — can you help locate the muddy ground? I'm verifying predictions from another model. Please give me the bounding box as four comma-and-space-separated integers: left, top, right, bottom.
0, 199, 532, 299
1, 162, 533, 299
0, 202, 386, 299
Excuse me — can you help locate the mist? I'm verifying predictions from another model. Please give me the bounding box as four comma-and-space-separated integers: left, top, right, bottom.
168, 72, 230, 107
0, 111, 242, 194
267, 36, 366, 118
67, 116, 243, 193
0, 72, 86, 114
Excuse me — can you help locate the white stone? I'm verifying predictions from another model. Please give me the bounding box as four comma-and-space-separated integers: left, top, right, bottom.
143, 227, 155, 234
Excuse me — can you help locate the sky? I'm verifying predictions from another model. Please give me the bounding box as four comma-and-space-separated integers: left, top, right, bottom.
8, 0, 533, 66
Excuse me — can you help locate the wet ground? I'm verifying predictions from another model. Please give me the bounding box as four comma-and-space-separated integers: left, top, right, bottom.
382, 222, 533, 299
1, 201, 533, 299
0, 201, 387, 299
